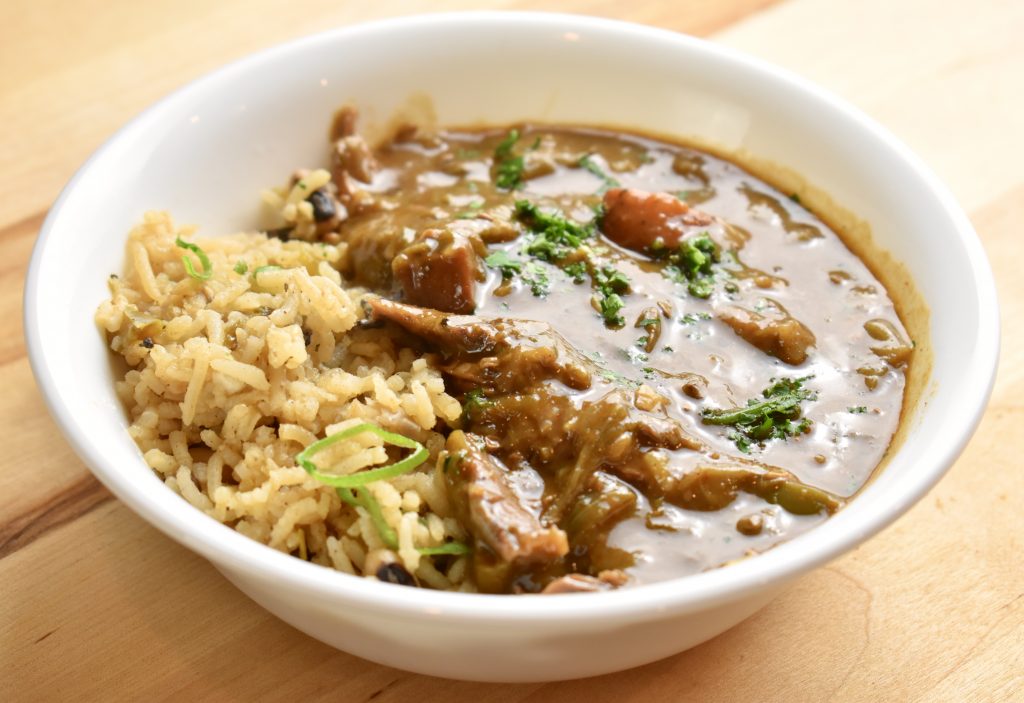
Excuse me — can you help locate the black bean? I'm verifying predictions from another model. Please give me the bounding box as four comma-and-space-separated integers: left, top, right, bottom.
307, 189, 336, 222
266, 227, 292, 241
377, 563, 416, 587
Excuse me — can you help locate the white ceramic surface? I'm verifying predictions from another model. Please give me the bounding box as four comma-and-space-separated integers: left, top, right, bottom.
24, 13, 999, 682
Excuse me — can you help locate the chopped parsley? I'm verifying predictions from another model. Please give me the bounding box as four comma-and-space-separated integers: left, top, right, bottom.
523, 262, 550, 297
702, 376, 817, 453
493, 129, 525, 190
665, 234, 717, 298
625, 347, 648, 364
593, 265, 631, 327
515, 200, 593, 261
563, 261, 588, 283
461, 389, 492, 424
484, 250, 522, 278
680, 312, 712, 325
848, 406, 868, 414
637, 314, 659, 330
599, 293, 625, 327
578, 154, 620, 193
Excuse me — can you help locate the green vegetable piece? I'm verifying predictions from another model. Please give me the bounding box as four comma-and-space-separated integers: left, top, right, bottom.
523, 262, 551, 297
493, 129, 525, 190
296, 422, 428, 488
599, 293, 625, 327
460, 388, 492, 424
484, 250, 522, 278
175, 236, 213, 281
233, 261, 248, 275
578, 154, 621, 194
563, 261, 588, 283
701, 376, 816, 453
515, 200, 592, 261
337, 485, 398, 549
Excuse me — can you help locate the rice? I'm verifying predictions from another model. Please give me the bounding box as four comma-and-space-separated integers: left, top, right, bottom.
96, 210, 471, 589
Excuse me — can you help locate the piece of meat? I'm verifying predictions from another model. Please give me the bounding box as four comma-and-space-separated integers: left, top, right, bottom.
718, 298, 816, 365
540, 570, 628, 594
391, 228, 486, 314
444, 430, 569, 568
601, 187, 715, 252
327, 106, 379, 221
364, 298, 594, 391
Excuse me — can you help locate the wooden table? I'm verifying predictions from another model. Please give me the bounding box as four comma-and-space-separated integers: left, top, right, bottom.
3, 1, 1021, 700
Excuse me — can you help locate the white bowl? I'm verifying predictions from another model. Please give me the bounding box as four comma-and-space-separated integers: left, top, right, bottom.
25, 12, 998, 682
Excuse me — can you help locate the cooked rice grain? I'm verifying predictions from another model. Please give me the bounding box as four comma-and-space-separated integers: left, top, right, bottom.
97, 212, 470, 589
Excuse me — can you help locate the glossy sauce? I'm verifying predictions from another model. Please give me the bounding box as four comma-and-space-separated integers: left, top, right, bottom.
334, 124, 911, 587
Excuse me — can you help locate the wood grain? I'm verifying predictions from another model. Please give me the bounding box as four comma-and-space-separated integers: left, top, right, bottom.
2, 0, 1021, 700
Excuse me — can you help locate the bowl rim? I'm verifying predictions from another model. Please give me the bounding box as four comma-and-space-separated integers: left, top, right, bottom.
24, 11, 999, 622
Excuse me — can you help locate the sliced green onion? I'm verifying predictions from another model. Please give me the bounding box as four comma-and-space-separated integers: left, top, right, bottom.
338, 486, 398, 549
297, 423, 429, 488
299, 423, 433, 553
417, 542, 471, 556
175, 236, 213, 281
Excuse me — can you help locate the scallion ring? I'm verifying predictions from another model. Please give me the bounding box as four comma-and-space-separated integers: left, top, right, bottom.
297, 423, 428, 488
338, 486, 399, 550
175, 236, 213, 281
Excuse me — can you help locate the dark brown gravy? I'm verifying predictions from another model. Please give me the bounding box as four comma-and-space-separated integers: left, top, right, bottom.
321, 121, 913, 590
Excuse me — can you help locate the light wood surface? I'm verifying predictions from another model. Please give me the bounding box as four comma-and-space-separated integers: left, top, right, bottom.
2, 1, 1021, 700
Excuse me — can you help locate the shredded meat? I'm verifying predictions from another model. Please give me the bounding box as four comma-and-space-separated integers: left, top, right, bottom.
444, 431, 569, 578
718, 299, 816, 365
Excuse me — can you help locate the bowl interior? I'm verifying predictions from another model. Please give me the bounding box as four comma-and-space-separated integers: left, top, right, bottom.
26, 13, 997, 616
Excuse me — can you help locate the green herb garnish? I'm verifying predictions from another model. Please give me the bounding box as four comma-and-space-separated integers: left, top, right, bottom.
593, 265, 630, 327
175, 236, 213, 281
665, 234, 717, 298
702, 376, 817, 453
680, 312, 712, 325
484, 250, 522, 278
523, 262, 551, 297
494, 129, 525, 190
598, 292, 625, 327
563, 261, 588, 283
625, 347, 648, 364
578, 154, 621, 193
461, 388, 492, 424
848, 406, 868, 414
515, 200, 592, 261
233, 261, 248, 275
